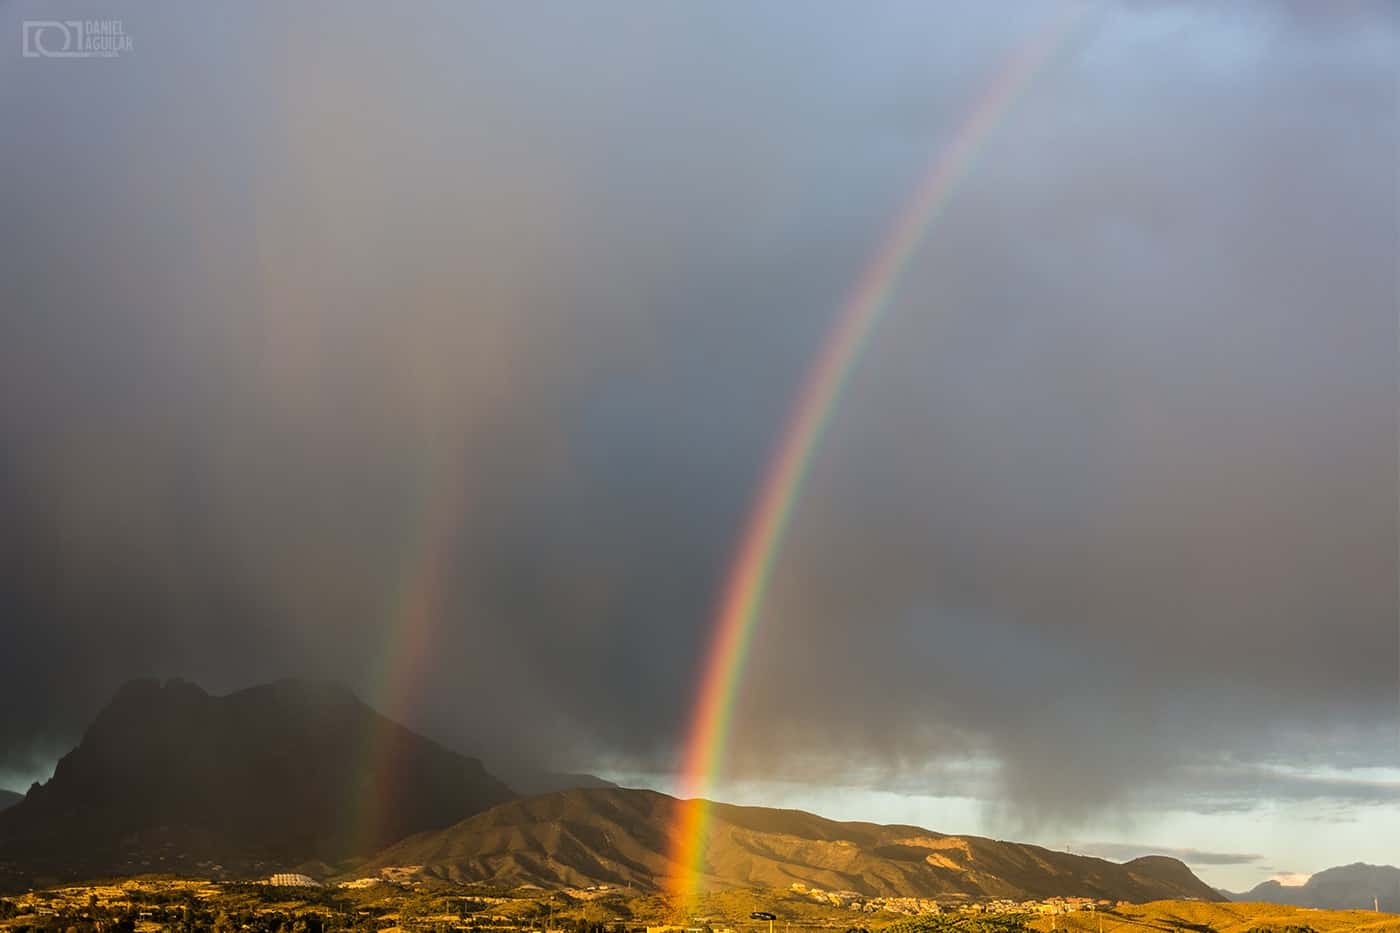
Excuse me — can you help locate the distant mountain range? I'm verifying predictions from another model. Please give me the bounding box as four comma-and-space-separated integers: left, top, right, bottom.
0, 678, 514, 887
365, 785, 1223, 903
0, 677, 1227, 905
0, 792, 20, 813
1227, 863, 1400, 913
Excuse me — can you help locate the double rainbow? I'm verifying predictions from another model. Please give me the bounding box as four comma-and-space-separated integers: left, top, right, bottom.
668, 5, 1087, 904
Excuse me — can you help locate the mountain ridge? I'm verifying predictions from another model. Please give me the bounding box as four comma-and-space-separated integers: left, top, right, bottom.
1227, 863, 1400, 912
0, 677, 515, 888
363, 785, 1225, 903
0, 678, 1233, 905
490, 764, 620, 798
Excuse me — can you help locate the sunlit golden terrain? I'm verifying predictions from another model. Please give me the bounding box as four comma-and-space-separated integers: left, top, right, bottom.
2, 879, 1395, 933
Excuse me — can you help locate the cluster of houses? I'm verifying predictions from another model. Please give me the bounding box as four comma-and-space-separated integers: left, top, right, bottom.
966, 897, 1105, 915
562, 883, 625, 901
789, 884, 942, 916
788, 883, 1106, 916
267, 873, 321, 887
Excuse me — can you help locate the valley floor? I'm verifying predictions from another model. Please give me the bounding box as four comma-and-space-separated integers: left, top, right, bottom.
0, 879, 1394, 933
1024, 900, 1400, 933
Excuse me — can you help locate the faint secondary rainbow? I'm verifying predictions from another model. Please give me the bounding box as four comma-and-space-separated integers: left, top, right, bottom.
667, 5, 1088, 904
354, 417, 471, 853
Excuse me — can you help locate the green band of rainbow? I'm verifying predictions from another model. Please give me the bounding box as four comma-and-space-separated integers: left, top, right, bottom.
667, 4, 1087, 903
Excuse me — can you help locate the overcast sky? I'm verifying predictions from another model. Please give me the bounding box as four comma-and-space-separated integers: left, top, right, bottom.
2, 0, 1397, 891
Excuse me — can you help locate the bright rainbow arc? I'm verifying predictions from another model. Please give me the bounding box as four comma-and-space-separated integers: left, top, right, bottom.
667, 5, 1088, 905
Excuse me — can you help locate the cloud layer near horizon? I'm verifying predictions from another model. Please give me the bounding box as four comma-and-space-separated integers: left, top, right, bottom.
1, 0, 1396, 831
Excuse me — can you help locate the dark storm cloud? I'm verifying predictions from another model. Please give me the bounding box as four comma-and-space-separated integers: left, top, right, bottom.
1170, 764, 1400, 814
0, 0, 1396, 832
1076, 843, 1263, 866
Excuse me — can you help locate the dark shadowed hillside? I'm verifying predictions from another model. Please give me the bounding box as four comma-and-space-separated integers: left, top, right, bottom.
363, 786, 1224, 903
0, 678, 514, 887
0, 792, 19, 813
1228, 863, 1400, 912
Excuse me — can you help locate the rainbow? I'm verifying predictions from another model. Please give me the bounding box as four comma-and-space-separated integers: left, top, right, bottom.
667, 5, 1088, 904
354, 435, 469, 853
